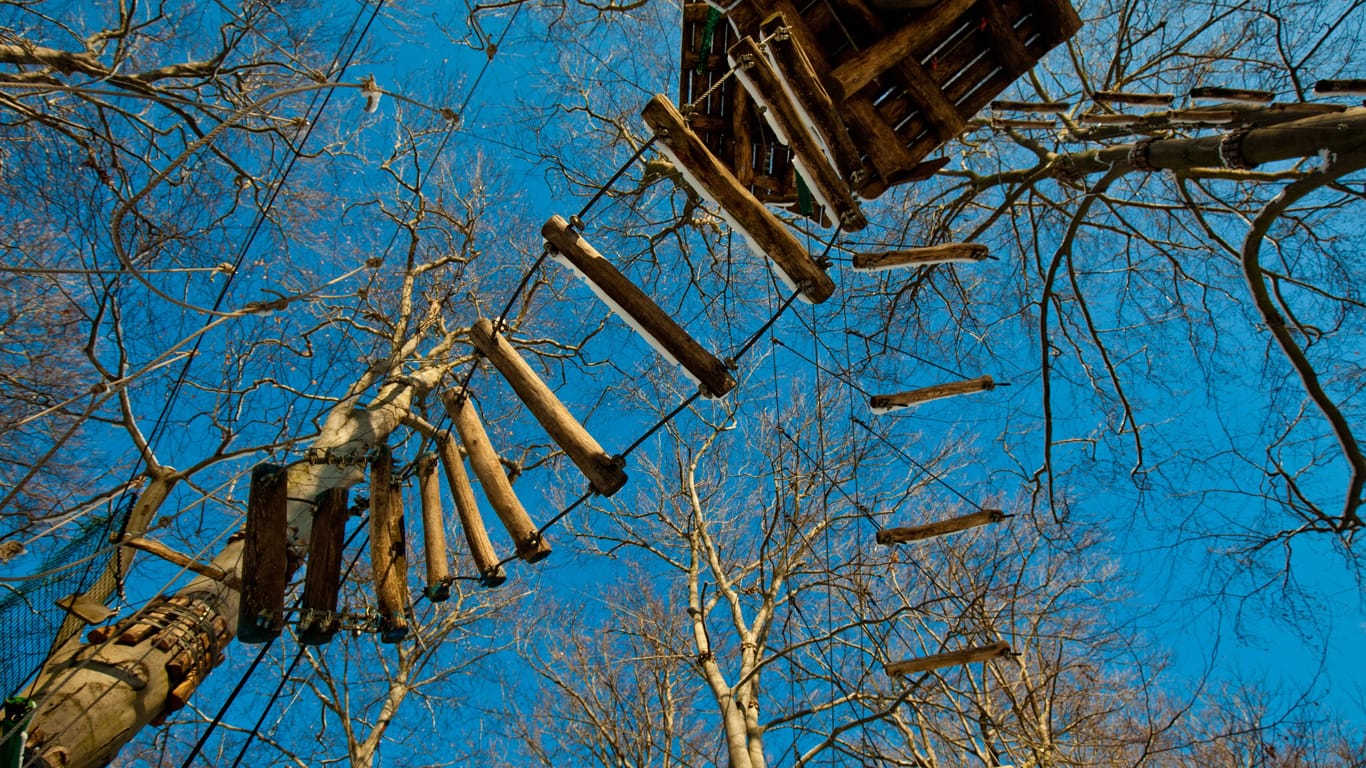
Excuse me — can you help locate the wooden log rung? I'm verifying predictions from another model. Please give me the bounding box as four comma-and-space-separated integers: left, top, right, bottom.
1314, 79, 1366, 96
641, 94, 836, 304
416, 452, 452, 602
728, 35, 868, 231
884, 640, 1012, 677
877, 508, 1006, 545
368, 445, 410, 643
238, 463, 289, 644
990, 99, 1070, 113
1093, 90, 1175, 106
1078, 112, 1140, 125
870, 375, 995, 414
1167, 108, 1238, 126
989, 117, 1057, 129
469, 317, 628, 496
299, 486, 348, 645
853, 243, 988, 272
542, 215, 736, 399
436, 431, 507, 587
1189, 86, 1274, 104
442, 390, 552, 564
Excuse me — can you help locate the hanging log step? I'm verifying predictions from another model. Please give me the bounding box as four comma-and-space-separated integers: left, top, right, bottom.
989, 118, 1058, 129
1093, 90, 1175, 106
1167, 108, 1238, 125
1077, 112, 1141, 126
299, 486, 348, 645
884, 640, 1012, 677
991, 100, 1070, 113
442, 390, 553, 563
853, 243, 989, 272
238, 463, 289, 644
756, 13, 865, 188
1189, 86, 1274, 105
416, 452, 452, 602
870, 375, 995, 413
469, 317, 628, 496
877, 508, 1007, 545
436, 431, 507, 587
641, 94, 836, 304
369, 445, 410, 643
728, 35, 867, 231
542, 215, 736, 399
1314, 79, 1366, 96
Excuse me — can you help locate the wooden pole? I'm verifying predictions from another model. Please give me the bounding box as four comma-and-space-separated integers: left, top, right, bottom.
469, 317, 628, 496
542, 215, 736, 398
728, 36, 866, 231
368, 445, 410, 643
237, 463, 288, 644
641, 94, 835, 304
853, 243, 989, 271
870, 375, 995, 413
443, 390, 553, 563
884, 641, 1012, 676
435, 431, 507, 586
416, 451, 452, 602
300, 486, 348, 645
876, 509, 1006, 545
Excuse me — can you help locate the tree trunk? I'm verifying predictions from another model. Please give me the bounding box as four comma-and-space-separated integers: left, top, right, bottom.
22, 370, 445, 768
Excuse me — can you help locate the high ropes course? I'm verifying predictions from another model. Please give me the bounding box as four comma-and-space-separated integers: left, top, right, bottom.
7, 0, 1366, 765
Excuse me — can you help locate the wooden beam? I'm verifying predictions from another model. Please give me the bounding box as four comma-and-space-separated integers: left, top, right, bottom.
443, 390, 552, 564
729, 36, 867, 231
978, 0, 1035, 76
854, 243, 989, 271
542, 215, 736, 398
1093, 90, 1175, 106
1189, 86, 1274, 104
299, 486, 348, 645
877, 509, 1007, 544
237, 463, 288, 644
469, 317, 628, 496
828, 0, 974, 101
368, 445, 410, 643
641, 94, 835, 303
416, 452, 452, 602
436, 431, 506, 587
885, 641, 1012, 676
1315, 79, 1366, 96
870, 375, 995, 413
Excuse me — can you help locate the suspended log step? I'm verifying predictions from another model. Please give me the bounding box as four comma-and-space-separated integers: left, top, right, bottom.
1189, 86, 1274, 105
299, 486, 348, 645
415, 452, 452, 602
990, 100, 1070, 114
877, 508, 1007, 545
989, 118, 1057, 130
756, 13, 865, 188
853, 243, 989, 272
1167, 108, 1238, 125
542, 215, 736, 399
1077, 112, 1141, 126
469, 317, 628, 496
1314, 79, 1366, 96
238, 463, 289, 644
870, 375, 995, 414
642, 94, 836, 304
436, 431, 507, 587
884, 640, 1012, 677
1093, 90, 1175, 106
369, 445, 410, 643
442, 390, 553, 564
728, 35, 867, 231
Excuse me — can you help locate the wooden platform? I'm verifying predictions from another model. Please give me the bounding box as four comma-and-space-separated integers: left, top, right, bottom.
680, 0, 1081, 201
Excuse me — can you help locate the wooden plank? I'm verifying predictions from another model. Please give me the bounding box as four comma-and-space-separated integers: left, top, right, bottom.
854, 243, 989, 270
1094, 90, 1175, 106
469, 317, 628, 496
237, 463, 288, 644
870, 375, 995, 413
543, 215, 736, 397
729, 36, 867, 231
436, 431, 506, 587
828, 0, 976, 101
443, 390, 552, 563
842, 96, 925, 192
416, 452, 452, 602
642, 94, 835, 303
368, 445, 410, 643
885, 641, 1013, 676
991, 99, 1070, 113
1189, 86, 1274, 105
978, 0, 1035, 75
1315, 79, 1366, 96
299, 486, 347, 645
759, 14, 865, 183
877, 509, 1007, 544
